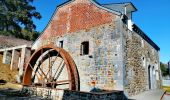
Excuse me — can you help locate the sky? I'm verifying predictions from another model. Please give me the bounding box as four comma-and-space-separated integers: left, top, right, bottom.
32, 0, 170, 63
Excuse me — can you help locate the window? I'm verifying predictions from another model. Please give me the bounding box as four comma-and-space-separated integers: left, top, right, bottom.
122, 15, 128, 24
59, 41, 63, 48
81, 41, 89, 55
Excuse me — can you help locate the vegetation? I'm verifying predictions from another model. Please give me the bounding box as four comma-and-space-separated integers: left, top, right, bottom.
162, 86, 170, 92
0, 55, 18, 83
160, 62, 169, 77
0, 0, 41, 41
0, 54, 21, 90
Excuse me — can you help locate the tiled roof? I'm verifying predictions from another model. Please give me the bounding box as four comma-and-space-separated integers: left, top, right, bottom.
0, 35, 32, 49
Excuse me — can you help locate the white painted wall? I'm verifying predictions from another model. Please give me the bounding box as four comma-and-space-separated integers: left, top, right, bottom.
162, 80, 170, 86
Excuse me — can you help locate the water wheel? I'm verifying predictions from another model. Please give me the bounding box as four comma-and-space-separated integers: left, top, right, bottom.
23, 44, 79, 90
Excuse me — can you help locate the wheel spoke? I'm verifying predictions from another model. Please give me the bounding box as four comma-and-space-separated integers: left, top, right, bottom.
37, 64, 48, 80
48, 53, 52, 80
32, 62, 49, 81
28, 63, 45, 83
52, 60, 64, 81
46, 51, 60, 77
47, 80, 71, 84
54, 63, 65, 81
28, 63, 41, 78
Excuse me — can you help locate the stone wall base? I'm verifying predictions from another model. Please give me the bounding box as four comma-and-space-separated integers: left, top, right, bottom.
22, 86, 127, 100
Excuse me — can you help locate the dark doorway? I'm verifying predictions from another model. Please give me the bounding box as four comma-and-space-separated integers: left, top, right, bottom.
148, 65, 151, 89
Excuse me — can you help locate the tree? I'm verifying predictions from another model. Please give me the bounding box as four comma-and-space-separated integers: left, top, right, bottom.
0, 0, 41, 40
20, 29, 39, 41
160, 62, 169, 77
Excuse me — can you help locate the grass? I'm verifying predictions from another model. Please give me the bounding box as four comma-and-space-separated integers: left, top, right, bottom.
162, 86, 170, 92
0, 82, 22, 90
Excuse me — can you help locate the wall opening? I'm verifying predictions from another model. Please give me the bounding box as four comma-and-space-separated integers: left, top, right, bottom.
148, 65, 151, 89
59, 41, 63, 48
81, 41, 89, 55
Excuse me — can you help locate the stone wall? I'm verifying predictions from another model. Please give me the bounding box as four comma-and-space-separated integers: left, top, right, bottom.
123, 28, 161, 96
31, 0, 124, 92
124, 31, 147, 96
32, 21, 124, 92
65, 22, 124, 91
22, 86, 127, 100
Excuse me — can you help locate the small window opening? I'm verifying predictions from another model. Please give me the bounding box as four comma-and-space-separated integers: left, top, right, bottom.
59, 41, 63, 48
122, 15, 128, 24
81, 41, 89, 55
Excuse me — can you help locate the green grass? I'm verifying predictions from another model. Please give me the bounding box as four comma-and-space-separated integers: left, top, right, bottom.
162, 86, 170, 92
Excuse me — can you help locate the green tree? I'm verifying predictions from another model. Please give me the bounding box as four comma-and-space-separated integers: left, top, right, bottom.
160, 62, 169, 76
20, 29, 39, 41
0, 0, 41, 40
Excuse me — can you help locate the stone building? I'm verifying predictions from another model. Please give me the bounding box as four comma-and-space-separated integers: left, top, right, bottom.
23, 0, 161, 98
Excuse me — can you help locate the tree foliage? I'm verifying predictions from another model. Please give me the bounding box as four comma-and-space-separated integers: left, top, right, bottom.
0, 0, 41, 40
160, 62, 169, 77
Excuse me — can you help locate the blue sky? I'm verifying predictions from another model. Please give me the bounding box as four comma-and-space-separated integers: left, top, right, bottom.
32, 0, 170, 63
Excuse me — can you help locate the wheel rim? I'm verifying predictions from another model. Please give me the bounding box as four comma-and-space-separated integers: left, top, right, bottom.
23, 44, 79, 90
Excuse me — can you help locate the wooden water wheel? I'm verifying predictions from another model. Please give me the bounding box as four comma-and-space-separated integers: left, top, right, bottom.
23, 44, 79, 90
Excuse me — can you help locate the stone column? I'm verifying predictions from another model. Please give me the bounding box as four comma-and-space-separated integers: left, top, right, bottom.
3, 50, 12, 64
10, 49, 20, 70
2, 50, 7, 64
19, 47, 26, 77
17, 47, 31, 83
24, 48, 31, 70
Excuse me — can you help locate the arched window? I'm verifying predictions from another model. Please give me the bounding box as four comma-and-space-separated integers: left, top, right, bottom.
81, 41, 89, 55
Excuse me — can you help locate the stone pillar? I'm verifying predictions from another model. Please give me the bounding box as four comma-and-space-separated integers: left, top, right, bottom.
2, 51, 7, 64
17, 47, 31, 83
3, 50, 12, 64
24, 48, 31, 70
19, 48, 26, 77
17, 47, 26, 83
10, 49, 20, 70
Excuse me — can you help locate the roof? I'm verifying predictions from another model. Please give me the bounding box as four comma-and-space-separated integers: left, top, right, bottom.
101, 2, 137, 14
0, 35, 32, 49
132, 24, 160, 51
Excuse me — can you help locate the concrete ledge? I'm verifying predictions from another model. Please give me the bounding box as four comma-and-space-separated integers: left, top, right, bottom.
129, 89, 165, 100
0, 45, 30, 52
